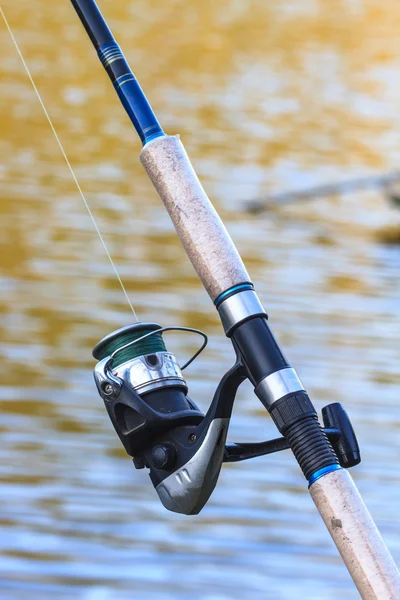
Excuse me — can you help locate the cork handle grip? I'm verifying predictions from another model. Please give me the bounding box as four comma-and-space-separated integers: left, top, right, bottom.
140, 135, 250, 301
310, 469, 400, 599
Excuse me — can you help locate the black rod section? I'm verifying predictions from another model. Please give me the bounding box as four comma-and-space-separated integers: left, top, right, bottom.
70, 0, 164, 144
230, 315, 339, 481
70, 0, 113, 47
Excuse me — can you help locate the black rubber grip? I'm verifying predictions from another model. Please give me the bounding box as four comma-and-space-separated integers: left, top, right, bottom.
285, 415, 339, 480
269, 392, 315, 431
269, 392, 339, 480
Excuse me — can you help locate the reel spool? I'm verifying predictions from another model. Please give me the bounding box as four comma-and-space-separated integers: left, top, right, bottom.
94, 322, 193, 412
93, 322, 206, 457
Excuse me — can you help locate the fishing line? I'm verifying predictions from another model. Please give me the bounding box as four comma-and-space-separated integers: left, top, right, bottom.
0, 7, 138, 320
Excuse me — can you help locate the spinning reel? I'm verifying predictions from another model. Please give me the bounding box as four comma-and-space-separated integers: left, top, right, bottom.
93, 322, 360, 515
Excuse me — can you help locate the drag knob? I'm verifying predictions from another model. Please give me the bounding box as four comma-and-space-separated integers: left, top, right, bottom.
151, 444, 177, 470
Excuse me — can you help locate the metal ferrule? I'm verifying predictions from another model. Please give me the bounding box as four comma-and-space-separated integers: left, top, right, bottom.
255, 367, 305, 408
113, 351, 187, 396
217, 289, 267, 336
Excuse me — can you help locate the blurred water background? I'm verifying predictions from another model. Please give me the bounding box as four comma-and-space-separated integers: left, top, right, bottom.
0, 1, 400, 598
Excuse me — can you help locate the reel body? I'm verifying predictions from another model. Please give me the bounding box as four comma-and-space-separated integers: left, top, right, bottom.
93, 322, 360, 515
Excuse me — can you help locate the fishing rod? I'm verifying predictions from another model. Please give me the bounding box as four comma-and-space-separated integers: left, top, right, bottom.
70, 1, 400, 597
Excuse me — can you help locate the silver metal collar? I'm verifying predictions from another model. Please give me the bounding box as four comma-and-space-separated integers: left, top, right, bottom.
217, 289, 266, 335
255, 367, 305, 408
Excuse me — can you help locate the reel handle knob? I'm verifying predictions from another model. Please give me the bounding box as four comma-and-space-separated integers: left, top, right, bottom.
322, 403, 361, 468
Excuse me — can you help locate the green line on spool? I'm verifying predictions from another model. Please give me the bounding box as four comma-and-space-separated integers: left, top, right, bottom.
93, 322, 167, 368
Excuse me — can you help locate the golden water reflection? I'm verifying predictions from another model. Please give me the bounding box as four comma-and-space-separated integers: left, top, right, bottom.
0, 1, 399, 598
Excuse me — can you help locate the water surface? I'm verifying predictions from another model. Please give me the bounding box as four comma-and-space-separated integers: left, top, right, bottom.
0, 1, 399, 598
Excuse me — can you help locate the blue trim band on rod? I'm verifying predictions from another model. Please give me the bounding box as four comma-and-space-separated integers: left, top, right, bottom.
308, 464, 343, 487
214, 283, 254, 307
